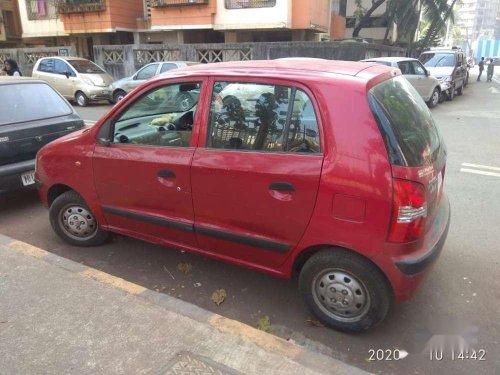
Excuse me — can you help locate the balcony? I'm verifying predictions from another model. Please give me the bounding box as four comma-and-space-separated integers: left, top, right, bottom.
224, 0, 276, 9
26, 0, 59, 20
58, 0, 106, 14
151, 0, 209, 7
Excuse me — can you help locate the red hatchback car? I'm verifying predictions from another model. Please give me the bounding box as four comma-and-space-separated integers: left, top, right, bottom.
36, 59, 450, 332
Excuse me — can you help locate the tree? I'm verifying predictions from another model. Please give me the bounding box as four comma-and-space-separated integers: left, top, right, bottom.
419, 0, 458, 50
352, 0, 387, 38
383, 0, 421, 45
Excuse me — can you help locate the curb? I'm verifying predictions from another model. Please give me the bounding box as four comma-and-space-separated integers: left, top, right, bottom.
0, 233, 369, 375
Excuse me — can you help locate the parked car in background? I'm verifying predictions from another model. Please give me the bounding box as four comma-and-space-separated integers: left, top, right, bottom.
419, 48, 469, 101
36, 59, 450, 333
32, 57, 114, 107
0, 77, 83, 193
362, 57, 442, 107
111, 61, 199, 103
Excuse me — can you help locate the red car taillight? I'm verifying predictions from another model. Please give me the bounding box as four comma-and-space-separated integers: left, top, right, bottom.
388, 179, 427, 243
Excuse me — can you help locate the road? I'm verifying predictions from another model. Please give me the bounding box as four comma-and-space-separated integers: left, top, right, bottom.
1, 71, 499, 374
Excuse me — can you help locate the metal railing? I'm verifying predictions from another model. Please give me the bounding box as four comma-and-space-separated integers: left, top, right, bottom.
151, 0, 209, 7
58, 0, 106, 14
26, 0, 59, 20
224, 0, 276, 9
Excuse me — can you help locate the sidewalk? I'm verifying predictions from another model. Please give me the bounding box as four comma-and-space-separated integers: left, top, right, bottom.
0, 234, 368, 375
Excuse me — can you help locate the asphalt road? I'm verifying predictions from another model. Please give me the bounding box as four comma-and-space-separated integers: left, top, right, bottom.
1, 70, 499, 374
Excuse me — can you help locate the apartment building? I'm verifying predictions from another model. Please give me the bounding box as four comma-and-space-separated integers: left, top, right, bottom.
0, 0, 23, 47
142, 0, 332, 44
6, 0, 336, 55
456, 0, 500, 41
17, 0, 69, 46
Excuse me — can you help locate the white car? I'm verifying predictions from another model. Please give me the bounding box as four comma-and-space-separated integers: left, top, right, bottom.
362, 57, 442, 108
111, 61, 198, 103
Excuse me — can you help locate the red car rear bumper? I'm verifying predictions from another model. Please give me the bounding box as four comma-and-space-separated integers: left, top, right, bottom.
373, 193, 451, 303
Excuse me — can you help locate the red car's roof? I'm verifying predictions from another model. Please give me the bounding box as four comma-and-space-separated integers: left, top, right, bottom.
162, 58, 395, 81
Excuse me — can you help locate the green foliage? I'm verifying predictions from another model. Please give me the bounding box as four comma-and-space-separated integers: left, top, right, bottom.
354, 0, 366, 20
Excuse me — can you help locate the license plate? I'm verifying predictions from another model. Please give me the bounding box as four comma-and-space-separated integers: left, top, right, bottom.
21, 171, 35, 186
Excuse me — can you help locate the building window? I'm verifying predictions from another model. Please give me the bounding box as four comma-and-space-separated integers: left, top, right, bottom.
26, 0, 59, 20
151, 0, 209, 7
58, 0, 106, 14
225, 0, 276, 9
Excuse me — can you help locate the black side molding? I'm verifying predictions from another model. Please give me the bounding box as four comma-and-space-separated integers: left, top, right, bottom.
195, 225, 291, 254
101, 206, 291, 254
101, 206, 193, 233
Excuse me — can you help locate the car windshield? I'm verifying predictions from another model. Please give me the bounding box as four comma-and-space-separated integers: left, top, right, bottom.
0, 82, 73, 125
368, 76, 442, 167
68, 60, 106, 74
419, 53, 455, 67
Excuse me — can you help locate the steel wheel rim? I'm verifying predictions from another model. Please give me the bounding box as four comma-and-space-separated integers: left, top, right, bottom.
77, 94, 86, 106
432, 91, 439, 106
312, 268, 371, 322
116, 93, 125, 102
59, 204, 98, 241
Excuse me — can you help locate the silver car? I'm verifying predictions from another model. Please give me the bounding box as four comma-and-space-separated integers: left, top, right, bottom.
362, 57, 442, 108
111, 61, 198, 103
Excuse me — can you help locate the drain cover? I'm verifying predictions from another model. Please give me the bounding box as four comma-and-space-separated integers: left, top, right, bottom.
162, 352, 240, 375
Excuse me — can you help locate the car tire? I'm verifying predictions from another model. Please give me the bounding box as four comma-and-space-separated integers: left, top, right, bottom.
446, 85, 455, 101
457, 81, 464, 96
427, 88, 440, 108
113, 90, 127, 104
299, 248, 392, 333
49, 190, 109, 247
75, 91, 89, 107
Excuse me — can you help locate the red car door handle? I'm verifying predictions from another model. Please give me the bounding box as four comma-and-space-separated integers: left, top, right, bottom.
269, 182, 295, 192
157, 170, 176, 178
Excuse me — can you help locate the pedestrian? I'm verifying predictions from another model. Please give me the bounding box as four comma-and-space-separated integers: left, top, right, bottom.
487, 59, 495, 82
477, 57, 485, 81
2, 59, 22, 76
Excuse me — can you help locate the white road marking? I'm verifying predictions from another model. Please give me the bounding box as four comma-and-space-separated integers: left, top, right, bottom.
460, 168, 500, 178
461, 163, 500, 172
85, 120, 97, 125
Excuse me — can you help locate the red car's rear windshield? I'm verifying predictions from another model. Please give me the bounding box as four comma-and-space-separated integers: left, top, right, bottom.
368, 76, 442, 167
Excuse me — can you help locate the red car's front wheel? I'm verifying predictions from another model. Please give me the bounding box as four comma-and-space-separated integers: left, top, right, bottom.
49, 190, 109, 247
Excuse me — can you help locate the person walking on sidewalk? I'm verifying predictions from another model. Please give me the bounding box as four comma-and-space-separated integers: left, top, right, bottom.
477, 57, 485, 81
487, 59, 495, 82
2, 59, 22, 77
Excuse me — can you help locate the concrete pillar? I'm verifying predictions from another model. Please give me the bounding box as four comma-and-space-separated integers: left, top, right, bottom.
176, 30, 185, 44
133, 32, 141, 45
